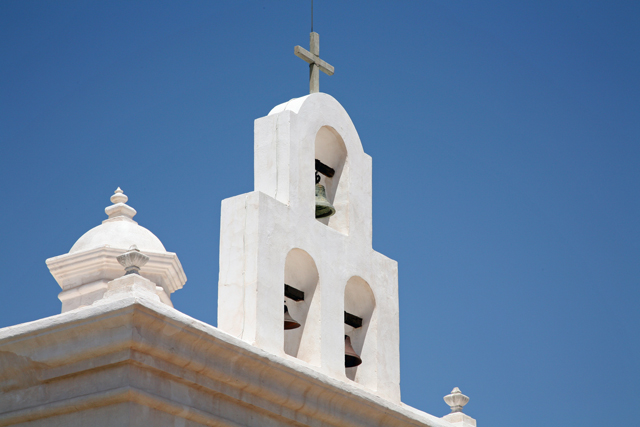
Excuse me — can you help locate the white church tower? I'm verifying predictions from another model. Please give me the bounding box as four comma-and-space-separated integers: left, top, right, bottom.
218, 92, 400, 401
0, 30, 478, 427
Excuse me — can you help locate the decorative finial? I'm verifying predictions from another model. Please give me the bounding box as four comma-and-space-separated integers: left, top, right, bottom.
110, 187, 128, 204
104, 187, 137, 222
444, 387, 469, 413
117, 245, 149, 276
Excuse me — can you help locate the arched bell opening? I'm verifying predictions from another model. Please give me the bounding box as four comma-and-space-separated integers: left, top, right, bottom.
283, 248, 321, 366
314, 126, 348, 235
344, 276, 377, 387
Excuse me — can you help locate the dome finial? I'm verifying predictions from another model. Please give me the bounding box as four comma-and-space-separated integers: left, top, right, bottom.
110, 187, 128, 204
104, 187, 137, 222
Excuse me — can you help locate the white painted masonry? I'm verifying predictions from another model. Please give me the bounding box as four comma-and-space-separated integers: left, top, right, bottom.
0, 94, 478, 427
46, 188, 186, 312
218, 93, 400, 401
0, 288, 453, 427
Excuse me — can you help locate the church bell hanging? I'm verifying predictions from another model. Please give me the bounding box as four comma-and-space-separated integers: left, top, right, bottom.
284, 303, 301, 330
344, 335, 362, 367
315, 172, 336, 219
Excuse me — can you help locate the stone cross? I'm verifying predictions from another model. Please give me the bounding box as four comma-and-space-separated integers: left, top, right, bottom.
295, 32, 334, 93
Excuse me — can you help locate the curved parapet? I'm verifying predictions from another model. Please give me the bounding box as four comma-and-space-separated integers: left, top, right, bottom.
256, 92, 372, 242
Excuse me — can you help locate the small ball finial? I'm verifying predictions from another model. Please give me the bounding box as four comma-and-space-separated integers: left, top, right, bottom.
110, 187, 128, 204
116, 245, 149, 276
444, 387, 469, 413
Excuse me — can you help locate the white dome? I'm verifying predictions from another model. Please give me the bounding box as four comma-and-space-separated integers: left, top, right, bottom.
70, 220, 166, 254
69, 187, 167, 254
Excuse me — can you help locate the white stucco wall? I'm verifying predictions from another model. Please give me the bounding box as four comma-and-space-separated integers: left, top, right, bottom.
218, 93, 400, 402
0, 287, 449, 427
46, 189, 186, 313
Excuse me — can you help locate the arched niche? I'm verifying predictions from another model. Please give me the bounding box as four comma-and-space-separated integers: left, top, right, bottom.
284, 248, 321, 366
344, 276, 377, 386
315, 126, 349, 235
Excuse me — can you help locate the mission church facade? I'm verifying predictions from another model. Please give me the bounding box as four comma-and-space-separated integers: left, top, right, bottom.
0, 32, 477, 427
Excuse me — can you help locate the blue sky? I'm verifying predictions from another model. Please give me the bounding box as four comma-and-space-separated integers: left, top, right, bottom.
1, 1, 638, 425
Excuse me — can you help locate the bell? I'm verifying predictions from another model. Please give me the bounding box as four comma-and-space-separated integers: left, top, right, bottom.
284, 304, 301, 330
344, 335, 362, 367
315, 184, 336, 218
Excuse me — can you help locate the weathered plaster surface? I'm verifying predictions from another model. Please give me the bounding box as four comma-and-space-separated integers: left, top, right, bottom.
218, 93, 400, 402
442, 413, 477, 427
46, 189, 186, 312
0, 288, 449, 427
0, 95, 470, 426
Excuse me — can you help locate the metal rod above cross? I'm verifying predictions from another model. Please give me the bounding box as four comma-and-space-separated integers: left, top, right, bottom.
295, 32, 334, 94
